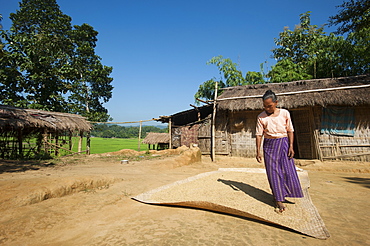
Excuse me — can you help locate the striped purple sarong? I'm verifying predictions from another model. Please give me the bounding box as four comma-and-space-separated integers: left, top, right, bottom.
263, 137, 303, 202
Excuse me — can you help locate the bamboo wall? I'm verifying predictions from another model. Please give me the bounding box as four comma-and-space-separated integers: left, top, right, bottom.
196, 116, 229, 155
217, 106, 370, 161
315, 106, 370, 161
0, 130, 89, 159
224, 110, 260, 157
198, 119, 211, 154
180, 124, 200, 147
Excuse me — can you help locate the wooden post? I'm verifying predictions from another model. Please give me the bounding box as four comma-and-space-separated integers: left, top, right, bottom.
69, 134, 73, 151
78, 131, 83, 153
335, 140, 340, 160
309, 107, 319, 159
55, 134, 59, 156
37, 132, 42, 154
18, 129, 23, 158
314, 130, 323, 161
138, 120, 142, 151
86, 132, 91, 155
211, 82, 218, 162
43, 129, 48, 154
169, 117, 172, 149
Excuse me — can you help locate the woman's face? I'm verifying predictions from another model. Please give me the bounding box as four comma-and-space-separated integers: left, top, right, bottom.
263, 98, 278, 114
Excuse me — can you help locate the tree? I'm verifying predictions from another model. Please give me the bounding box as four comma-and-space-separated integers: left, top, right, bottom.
4, 0, 74, 111
67, 23, 113, 122
329, 0, 370, 34
0, 0, 113, 121
207, 55, 246, 87
194, 78, 224, 103
329, 0, 370, 74
245, 71, 265, 84
272, 12, 327, 79
194, 55, 264, 103
267, 58, 312, 82
271, 11, 361, 80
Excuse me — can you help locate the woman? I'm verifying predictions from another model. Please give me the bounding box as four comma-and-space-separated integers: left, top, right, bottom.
255, 90, 303, 213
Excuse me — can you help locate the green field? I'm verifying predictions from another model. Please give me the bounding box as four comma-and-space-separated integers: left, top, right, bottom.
72, 137, 148, 154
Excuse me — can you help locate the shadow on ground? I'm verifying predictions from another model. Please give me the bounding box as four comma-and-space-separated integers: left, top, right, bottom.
343, 177, 370, 189
0, 160, 55, 173
217, 179, 275, 207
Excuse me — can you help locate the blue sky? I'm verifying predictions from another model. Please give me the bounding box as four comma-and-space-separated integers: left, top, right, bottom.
2, 0, 343, 125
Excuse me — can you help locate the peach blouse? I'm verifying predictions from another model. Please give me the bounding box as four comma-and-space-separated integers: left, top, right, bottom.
256, 109, 294, 138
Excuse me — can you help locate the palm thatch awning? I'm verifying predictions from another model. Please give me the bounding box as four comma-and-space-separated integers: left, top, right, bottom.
217, 74, 370, 111
0, 105, 91, 132
142, 132, 170, 145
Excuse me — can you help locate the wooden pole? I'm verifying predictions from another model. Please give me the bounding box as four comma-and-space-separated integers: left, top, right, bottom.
78, 131, 83, 153
211, 82, 218, 162
89, 119, 156, 124
55, 134, 59, 156
86, 132, 91, 155
69, 134, 73, 151
37, 132, 42, 154
314, 130, 323, 161
43, 129, 48, 154
196, 98, 211, 104
18, 129, 23, 158
169, 117, 172, 149
138, 120, 142, 151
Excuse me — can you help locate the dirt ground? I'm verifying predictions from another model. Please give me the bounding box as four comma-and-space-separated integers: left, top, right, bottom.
0, 150, 369, 246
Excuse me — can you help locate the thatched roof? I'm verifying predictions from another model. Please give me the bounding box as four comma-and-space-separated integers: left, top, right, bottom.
217, 74, 370, 111
157, 104, 213, 125
0, 105, 91, 132
142, 132, 170, 144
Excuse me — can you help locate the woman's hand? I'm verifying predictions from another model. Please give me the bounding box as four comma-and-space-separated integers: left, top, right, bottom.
287, 132, 295, 159
288, 146, 294, 159
256, 152, 263, 163
256, 135, 263, 163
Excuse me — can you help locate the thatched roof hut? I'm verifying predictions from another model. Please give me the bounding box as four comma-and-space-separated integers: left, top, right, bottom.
217, 74, 370, 110
142, 132, 170, 145
159, 74, 370, 161
142, 132, 170, 150
0, 105, 91, 133
213, 74, 370, 161
0, 105, 91, 159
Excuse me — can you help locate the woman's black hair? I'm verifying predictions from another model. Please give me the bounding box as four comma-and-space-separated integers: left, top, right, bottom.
262, 90, 277, 102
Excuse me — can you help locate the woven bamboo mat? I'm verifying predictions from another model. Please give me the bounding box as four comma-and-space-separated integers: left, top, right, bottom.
133, 168, 330, 239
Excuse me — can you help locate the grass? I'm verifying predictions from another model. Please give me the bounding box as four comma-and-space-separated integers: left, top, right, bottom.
71, 137, 148, 154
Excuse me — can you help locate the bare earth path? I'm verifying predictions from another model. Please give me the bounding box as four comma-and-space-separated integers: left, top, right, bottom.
0, 154, 369, 245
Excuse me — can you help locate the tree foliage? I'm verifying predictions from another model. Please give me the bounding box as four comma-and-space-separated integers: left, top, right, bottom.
196, 4, 370, 98
269, 11, 369, 81
0, 0, 113, 121
272, 12, 326, 66
267, 58, 312, 82
329, 0, 370, 74
245, 70, 265, 84
270, 12, 330, 80
194, 55, 264, 103
329, 0, 370, 34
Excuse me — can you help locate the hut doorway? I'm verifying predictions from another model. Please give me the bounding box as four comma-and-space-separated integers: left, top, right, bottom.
290, 108, 317, 159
